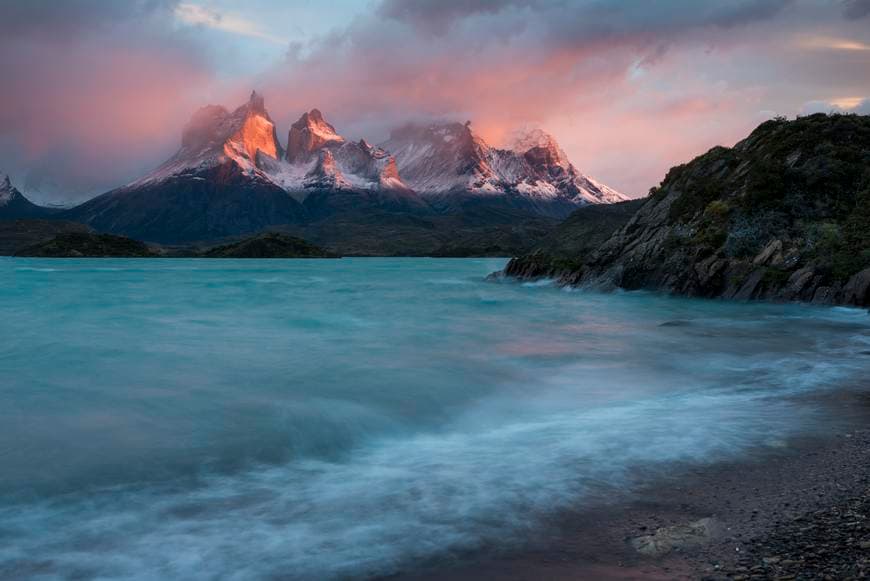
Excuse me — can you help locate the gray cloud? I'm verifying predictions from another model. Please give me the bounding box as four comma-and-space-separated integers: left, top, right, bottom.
0, 0, 176, 38
258, 0, 804, 196
378, 0, 539, 34
843, 0, 870, 18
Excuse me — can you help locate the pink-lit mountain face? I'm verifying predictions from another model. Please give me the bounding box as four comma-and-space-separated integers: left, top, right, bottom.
62, 93, 627, 243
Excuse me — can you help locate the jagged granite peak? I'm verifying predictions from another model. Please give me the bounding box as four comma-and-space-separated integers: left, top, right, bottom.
304, 149, 351, 189
264, 109, 412, 195
331, 139, 408, 190
247, 90, 267, 115
286, 109, 346, 163
512, 128, 571, 170
378, 157, 406, 190
66, 92, 307, 244
224, 94, 282, 164
511, 127, 626, 204
381, 122, 626, 206
134, 91, 282, 188
380, 122, 496, 194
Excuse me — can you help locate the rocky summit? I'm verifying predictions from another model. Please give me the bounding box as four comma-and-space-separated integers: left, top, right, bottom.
502, 113, 870, 307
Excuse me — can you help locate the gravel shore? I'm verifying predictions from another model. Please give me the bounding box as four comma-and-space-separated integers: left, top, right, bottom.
396, 391, 870, 580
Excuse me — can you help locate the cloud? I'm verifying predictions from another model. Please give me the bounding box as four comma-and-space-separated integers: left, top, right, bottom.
257, 0, 798, 196
799, 35, 870, 51
843, 0, 870, 18
174, 3, 288, 45
0, 0, 174, 38
800, 97, 870, 115
0, 0, 216, 200
377, 0, 539, 35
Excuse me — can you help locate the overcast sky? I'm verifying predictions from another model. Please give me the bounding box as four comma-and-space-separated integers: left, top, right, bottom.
1, 0, 869, 203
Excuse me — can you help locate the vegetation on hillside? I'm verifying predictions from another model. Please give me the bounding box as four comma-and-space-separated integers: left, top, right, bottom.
503, 113, 870, 306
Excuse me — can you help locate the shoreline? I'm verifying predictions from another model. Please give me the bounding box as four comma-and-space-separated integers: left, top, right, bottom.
393, 389, 870, 580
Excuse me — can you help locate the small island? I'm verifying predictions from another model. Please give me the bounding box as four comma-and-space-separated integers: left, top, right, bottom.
200, 232, 338, 258
14, 232, 158, 257
9, 229, 338, 259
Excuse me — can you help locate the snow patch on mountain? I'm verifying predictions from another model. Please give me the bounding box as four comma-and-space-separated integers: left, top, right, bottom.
381, 123, 627, 204
0, 175, 14, 206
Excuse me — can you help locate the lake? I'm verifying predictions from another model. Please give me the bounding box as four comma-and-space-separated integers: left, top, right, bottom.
1, 257, 868, 579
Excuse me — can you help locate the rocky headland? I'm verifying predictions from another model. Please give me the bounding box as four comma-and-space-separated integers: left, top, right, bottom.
499, 114, 870, 307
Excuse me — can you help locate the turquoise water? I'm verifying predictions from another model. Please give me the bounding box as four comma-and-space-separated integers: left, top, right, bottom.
1, 257, 869, 579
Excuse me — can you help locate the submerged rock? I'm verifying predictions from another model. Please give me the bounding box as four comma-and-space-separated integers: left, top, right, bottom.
630, 517, 721, 558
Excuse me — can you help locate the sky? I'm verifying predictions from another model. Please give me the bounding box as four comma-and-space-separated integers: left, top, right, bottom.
1, 0, 869, 203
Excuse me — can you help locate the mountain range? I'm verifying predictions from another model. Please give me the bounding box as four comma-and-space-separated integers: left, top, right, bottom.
1, 92, 626, 251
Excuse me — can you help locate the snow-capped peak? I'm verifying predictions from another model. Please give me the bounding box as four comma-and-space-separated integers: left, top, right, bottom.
380, 121, 627, 204
511, 128, 570, 168
285, 109, 346, 163
0, 174, 14, 205
129, 91, 283, 188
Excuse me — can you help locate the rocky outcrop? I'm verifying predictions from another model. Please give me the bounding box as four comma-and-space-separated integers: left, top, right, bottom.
501, 114, 870, 307
630, 518, 721, 558
493, 199, 645, 280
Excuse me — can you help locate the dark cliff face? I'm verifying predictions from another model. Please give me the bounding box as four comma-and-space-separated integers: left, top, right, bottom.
500, 199, 644, 279
503, 114, 870, 307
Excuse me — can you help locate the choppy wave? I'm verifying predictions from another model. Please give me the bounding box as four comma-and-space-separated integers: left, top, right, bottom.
0, 257, 868, 579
